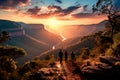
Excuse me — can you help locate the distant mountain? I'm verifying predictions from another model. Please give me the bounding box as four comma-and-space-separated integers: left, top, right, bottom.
0, 19, 62, 65
62, 20, 107, 38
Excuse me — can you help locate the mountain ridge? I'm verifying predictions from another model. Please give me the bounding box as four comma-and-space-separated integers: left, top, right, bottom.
62, 20, 107, 38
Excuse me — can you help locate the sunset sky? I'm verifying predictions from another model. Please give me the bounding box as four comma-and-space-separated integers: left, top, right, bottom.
0, 0, 120, 31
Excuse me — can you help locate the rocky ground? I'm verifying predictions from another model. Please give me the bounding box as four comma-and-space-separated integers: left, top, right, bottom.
29, 56, 120, 80
80, 56, 120, 80
33, 61, 81, 80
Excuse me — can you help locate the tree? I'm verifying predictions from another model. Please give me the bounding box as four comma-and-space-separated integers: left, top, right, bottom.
93, 0, 120, 42
0, 46, 27, 59
0, 31, 27, 59
0, 31, 10, 44
95, 36, 112, 55
0, 31, 27, 79
0, 56, 16, 73
81, 48, 90, 59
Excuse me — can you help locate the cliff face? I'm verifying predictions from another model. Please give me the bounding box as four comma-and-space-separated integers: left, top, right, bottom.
0, 19, 61, 45
62, 20, 107, 38
0, 20, 24, 36
27, 24, 45, 30
20, 23, 62, 45
0, 20, 46, 37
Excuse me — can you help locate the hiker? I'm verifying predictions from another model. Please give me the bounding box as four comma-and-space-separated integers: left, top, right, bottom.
64, 50, 68, 61
58, 49, 63, 64
71, 51, 75, 62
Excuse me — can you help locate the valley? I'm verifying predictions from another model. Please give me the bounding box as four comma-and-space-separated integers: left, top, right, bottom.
0, 19, 107, 65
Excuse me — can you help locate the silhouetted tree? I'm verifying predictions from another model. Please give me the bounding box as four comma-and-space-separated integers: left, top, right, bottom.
113, 44, 120, 57
81, 48, 90, 59
0, 69, 9, 80
0, 31, 27, 79
0, 56, 16, 73
95, 36, 112, 55
19, 60, 40, 75
93, 0, 120, 42
0, 46, 27, 59
29, 72, 45, 80
0, 31, 10, 44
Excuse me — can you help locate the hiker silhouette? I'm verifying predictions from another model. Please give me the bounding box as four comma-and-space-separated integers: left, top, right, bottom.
64, 50, 68, 61
71, 51, 75, 62
58, 49, 63, 64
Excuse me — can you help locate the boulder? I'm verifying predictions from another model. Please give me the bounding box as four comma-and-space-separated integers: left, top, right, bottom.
39, 68, 58, 76
96, 62, 112, 71
99, 56, 120, 65
80, 56, 120, 80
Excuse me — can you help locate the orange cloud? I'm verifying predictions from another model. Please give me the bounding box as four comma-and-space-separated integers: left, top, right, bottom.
0, 0, 30, 9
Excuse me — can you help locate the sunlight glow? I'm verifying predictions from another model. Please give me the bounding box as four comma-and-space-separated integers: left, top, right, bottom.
46, 17, 61, 30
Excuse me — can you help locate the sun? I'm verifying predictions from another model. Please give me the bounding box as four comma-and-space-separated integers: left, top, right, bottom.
45, 17, 64, 35
46, 17, 60, 30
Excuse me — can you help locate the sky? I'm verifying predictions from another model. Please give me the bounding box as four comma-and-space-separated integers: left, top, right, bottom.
0, 0, 119, 31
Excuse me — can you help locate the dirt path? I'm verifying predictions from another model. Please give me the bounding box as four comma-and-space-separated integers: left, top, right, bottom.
56, 61, 81, 80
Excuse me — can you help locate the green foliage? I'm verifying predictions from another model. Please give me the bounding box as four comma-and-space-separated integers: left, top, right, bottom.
81, 35, 90, 41
113, 32, 120, 43
0, 46, 27, 59
0, 56, 16, 73
44, 54, 55, 64
45, 54, 55, 60
0, 31, 28, 79
28, 72, 44, 80
112, 44, 120, 57
19, 61, 38, 75
80, 48, 90, 59
95, 36, 112, 55
8, 69, 22, 80
105, 15, 120, 34
92, 31, 103, 37
17, 58, 53, 80
18, 58, 49, 75
93, 0, 120, 41
0, 69, 9, 80
106, 33, 120, 57
0, 31, 10, 44
44, 54, 52, 60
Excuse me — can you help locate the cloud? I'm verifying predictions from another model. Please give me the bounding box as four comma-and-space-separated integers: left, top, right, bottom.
48, 5, 62, 11
71, 5, 88, 15
29, 13, 53, 19
83, 5, 88, 11
45, 5, 80, 16
26, 5, 81, 19
55, 0, 62, 4
61, 6, 80, 16
72, 13, 101, 18
27, 6, 41, 15
25, 4, 92, 19
0, 0, 30, 9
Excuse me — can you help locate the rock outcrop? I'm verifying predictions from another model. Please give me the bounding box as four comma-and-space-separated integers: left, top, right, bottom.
80, 56, 120, 80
